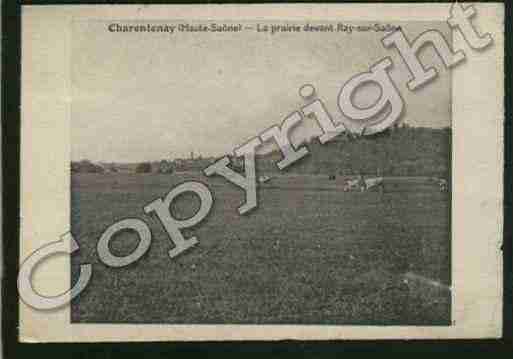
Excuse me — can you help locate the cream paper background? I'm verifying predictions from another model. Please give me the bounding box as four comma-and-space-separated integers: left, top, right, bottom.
20, 3, 504, 342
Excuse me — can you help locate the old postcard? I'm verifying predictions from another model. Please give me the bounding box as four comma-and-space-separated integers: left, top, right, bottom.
18, 3, 504, 342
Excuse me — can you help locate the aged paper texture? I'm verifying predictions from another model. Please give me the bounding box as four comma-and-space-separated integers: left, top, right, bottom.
19, 3, 503, 341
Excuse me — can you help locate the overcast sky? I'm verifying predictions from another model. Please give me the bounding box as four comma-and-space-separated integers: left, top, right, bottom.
71, 21, 451, 162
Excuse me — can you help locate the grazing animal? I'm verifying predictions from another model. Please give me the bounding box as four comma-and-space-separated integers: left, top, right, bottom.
438, 178, 448, 192
343, 176, 384, 192
258, 175, 272, 184
365, 177, 384, 190
343, 178, 360, 192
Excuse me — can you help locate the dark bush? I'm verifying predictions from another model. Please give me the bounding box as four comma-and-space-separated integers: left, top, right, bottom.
135, 162, 152, 173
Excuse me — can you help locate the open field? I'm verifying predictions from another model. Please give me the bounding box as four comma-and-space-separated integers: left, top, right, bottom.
71, 172, 450, 324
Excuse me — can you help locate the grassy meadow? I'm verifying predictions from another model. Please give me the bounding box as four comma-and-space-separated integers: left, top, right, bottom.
70, 172, 450, 325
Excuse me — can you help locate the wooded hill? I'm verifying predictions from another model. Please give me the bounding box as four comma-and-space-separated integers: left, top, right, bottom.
257, 126, 451, 178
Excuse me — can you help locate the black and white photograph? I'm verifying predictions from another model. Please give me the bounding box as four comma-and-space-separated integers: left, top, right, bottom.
13, 3, 504, 343
69, 19, 453, 325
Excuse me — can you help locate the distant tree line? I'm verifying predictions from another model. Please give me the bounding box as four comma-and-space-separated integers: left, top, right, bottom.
72, 127, 451, 178
71, 160, 106, 173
